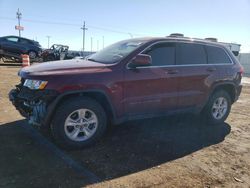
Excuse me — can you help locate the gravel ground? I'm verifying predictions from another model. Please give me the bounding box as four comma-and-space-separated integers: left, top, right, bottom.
0, 66, 249, 188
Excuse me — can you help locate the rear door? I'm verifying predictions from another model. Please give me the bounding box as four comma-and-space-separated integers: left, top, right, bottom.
176, 42, 217, 109
123, 42, 179, 116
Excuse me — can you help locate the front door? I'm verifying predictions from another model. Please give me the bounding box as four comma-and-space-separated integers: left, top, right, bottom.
123, 42, 179, 117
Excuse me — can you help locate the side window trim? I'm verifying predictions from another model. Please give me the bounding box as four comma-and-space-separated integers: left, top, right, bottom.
126, 41, 233, 70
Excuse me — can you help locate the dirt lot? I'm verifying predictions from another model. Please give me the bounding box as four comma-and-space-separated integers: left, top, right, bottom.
0, 66, 250, 188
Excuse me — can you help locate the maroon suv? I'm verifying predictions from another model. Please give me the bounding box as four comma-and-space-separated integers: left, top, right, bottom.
9, 36, 243, 149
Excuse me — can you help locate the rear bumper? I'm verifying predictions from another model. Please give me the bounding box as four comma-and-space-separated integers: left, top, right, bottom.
234, 84, 242, 102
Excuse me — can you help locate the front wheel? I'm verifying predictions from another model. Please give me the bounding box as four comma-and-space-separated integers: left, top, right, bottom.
203, 90, 231, 125
51, 97, 107, 149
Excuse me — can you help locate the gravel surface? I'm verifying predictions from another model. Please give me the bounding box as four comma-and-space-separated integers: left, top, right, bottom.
0, 66, 249, 188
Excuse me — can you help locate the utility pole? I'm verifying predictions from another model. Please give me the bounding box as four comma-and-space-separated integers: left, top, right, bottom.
80, 21, 88, 52
16, 8, 22, 37
91, 37, 93, 52
46, 36, 51, 48
102, 36, 104, 49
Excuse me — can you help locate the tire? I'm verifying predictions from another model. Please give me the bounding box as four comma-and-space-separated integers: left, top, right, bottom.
203, 90, 231, 125
28, 51, 37, 59
44, 55, 55, 62
51, 97, 107, 149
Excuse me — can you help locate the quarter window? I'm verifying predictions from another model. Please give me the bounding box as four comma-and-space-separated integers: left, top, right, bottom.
144, 43, 175, 66
206, 46, 231, 64
177, 43, 207, 65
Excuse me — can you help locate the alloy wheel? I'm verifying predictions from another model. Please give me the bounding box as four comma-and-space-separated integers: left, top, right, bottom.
64, 108, 98, 142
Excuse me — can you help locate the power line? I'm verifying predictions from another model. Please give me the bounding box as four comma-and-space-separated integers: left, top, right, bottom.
0, 16, 149, 37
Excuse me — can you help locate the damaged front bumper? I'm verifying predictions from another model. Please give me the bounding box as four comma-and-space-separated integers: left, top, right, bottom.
9, 84, 58, 126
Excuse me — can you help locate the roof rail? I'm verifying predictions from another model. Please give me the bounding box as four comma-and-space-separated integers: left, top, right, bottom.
168, 33, 184, 37
205, 37, 218, 42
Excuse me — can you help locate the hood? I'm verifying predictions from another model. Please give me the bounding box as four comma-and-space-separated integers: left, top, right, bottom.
20, 59, 109, 77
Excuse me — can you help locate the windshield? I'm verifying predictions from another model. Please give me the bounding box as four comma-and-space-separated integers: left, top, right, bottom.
87, 39, 146, 64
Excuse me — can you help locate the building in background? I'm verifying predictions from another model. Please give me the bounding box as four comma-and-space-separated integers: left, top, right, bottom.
239, 53, 250, 76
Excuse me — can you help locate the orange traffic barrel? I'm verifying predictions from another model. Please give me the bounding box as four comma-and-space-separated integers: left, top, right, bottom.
21, 54, 30, 67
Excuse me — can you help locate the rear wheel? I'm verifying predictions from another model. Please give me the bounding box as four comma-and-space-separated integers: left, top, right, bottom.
203, 90, 231, 125
28, 51, 37, 59
51, 97, 107, 149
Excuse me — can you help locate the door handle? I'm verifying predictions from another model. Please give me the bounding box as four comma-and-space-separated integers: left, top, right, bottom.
166, 70, 179, 74
206, 67, 216, 72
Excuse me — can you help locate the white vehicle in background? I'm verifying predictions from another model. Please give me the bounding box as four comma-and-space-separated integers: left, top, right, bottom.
220, 42, 241, 56
204, 38, 241, 56
169, 35, 241, 57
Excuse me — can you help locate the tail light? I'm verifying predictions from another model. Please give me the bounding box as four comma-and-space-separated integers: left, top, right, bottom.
239, 65, 244, 77
236, 65, 244, 84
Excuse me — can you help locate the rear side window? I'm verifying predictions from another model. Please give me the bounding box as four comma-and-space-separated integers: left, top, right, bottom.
177, 43, 207, 65
6, 37, 18, 42
206, 46, 231, 64
144, 43, 175, 66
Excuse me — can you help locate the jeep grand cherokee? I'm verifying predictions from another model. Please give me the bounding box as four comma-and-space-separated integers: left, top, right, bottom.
9, 36, 243, 149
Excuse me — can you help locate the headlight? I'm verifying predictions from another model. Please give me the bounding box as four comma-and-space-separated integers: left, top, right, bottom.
23, 79, 48, 90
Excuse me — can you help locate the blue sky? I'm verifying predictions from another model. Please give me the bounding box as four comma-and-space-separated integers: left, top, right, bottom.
0, 0, 250, 52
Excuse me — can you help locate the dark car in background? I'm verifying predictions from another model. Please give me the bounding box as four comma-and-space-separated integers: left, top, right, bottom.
0, 35, 42, 60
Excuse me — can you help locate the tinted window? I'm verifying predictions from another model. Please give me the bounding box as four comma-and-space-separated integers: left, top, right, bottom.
19, 38, 30, 44
144, 43, 175, 66
177, 43, 207, 65
206, 46, 231, 64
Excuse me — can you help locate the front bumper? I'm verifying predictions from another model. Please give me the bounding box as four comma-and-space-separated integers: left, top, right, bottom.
9, 84, 58, 126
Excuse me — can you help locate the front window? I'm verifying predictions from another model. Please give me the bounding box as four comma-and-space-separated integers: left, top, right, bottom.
87, 39, 146, 64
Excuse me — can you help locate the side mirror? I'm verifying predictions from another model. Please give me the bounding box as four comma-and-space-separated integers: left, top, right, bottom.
129, 54, 152, 69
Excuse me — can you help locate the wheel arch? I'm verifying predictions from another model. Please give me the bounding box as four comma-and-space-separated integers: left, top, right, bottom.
44, 89, 116, 127
210, 82, 236, 103
199, 82, 237, 113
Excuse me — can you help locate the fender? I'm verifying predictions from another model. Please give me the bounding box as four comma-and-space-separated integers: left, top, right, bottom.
43, 89, 117, 126
210, 81, 236, 94
198, 81, 237, 113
